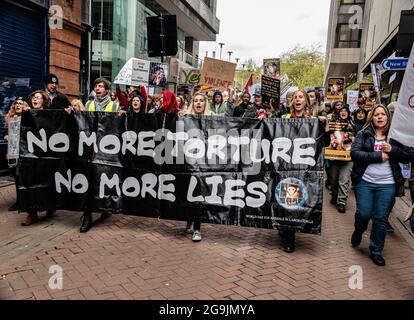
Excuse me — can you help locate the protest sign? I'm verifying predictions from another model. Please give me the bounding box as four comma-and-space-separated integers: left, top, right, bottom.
389, 44, 414, 148
326, 77, 345, 101
149, 62, 168, 88
114, 58, 150, 87
200, 57, 236, 91
19, 111, 326, 234
347, 90, 359, 113
261, 75, 280, 109
263, 59, 280, 79
7, 118, 21, 160
324, 120, 354, 161
358, 83, 376, 108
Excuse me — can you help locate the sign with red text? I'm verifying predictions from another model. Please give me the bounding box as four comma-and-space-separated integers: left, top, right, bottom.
200, 57, 236, 91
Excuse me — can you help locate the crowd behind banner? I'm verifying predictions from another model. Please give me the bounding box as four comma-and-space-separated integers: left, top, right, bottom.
2, 68, 414, 261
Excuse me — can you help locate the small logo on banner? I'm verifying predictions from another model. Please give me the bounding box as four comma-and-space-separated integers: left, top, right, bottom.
275, 178, 308, 210
409, 95, 414, 109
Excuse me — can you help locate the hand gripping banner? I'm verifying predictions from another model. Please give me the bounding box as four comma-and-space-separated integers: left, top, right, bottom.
19, 111, 325, 234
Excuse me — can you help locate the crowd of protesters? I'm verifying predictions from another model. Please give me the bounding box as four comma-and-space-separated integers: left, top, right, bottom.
3, 73, 414, 267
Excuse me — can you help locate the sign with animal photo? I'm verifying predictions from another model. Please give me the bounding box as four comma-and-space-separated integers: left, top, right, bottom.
326, 77, 345, 101
324, 120, 354, 161
263, 58, 281, 79
358, 83, 376, 108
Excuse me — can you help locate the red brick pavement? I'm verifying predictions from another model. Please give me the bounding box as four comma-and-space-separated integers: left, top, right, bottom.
0, 183, 414, 300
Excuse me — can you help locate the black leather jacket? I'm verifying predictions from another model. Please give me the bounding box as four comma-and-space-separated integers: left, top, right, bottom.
350, 125, 413, 189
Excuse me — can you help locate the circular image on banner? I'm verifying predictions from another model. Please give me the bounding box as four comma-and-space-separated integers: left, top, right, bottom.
275, 178, 308, 211
409, 95, 414, 109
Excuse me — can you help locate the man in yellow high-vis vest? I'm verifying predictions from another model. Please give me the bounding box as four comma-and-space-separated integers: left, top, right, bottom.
85, 78, 120, 113
81, 78, 119, 233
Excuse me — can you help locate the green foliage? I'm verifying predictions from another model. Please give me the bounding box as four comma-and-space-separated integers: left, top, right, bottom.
234, 45, 326, 91
280, 45, 325, 89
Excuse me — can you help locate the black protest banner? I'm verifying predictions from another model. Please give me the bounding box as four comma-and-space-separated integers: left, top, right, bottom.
261, 75, 280, 110
19, 111, 326, 234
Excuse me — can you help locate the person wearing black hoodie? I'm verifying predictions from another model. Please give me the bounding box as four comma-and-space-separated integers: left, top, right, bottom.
233, 91, 253, 117
354, 108, 368, 134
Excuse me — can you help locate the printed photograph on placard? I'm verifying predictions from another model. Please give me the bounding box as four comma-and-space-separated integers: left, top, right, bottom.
149, 62, 168, 88
358, 83, 376, 108
326, 77, 345, 100
263, 59, 281, 79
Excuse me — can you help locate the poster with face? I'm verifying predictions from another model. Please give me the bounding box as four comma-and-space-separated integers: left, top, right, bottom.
326, 77, 345, 101
263, 59, 281, 79
324, 120, 354, 161
149, 62, 168, 88
358, 83, 376, 108
275, 178, 308, 210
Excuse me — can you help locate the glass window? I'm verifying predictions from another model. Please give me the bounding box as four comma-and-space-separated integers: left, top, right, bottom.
335, 24, 362, 48
93, 0, 113, 41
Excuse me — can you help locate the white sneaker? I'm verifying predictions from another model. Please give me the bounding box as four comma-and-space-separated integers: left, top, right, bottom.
192, 230, 202, 242
186, 221, 194, 234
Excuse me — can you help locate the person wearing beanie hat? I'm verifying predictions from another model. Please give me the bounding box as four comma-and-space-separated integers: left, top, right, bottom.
212, 86, 235, 116
210, 87, 234, 117
44, 73, 71, 110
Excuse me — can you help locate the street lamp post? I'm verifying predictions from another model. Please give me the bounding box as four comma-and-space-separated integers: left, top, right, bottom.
227, 51, 233, 62
218, 43, 225, 60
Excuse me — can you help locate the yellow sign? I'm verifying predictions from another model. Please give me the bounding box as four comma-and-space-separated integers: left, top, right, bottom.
325, 149, 352, 161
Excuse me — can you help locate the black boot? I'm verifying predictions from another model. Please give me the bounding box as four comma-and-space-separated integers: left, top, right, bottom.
100, 212, 111, 221
281, 231, 295, 253
80, 211, 93, 233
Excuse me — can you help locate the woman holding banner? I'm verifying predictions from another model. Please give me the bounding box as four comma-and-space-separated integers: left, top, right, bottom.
350, 105, 413, 266
280, 90, 330, 253
185, 93, 215, 242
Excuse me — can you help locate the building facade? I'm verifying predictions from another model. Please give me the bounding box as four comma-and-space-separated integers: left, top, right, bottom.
324, 0, 414, 102
91, 0, 220, 90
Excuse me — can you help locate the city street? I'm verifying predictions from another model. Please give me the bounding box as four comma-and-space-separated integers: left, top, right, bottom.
0, 179, 413, 300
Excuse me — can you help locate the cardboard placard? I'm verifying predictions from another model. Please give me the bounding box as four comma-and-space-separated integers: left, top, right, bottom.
200, 57, 236, 90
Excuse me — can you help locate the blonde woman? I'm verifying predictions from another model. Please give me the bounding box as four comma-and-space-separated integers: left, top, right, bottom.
71, 99, 85, 111
185, 93, 214, 242
280, 90, 330, 253
186, 93, 215, 116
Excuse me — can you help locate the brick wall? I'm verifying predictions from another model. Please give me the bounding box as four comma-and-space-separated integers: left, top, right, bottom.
49, 0, 85, 99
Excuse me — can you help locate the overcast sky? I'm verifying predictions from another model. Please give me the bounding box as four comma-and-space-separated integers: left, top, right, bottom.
199, 0, 331, 65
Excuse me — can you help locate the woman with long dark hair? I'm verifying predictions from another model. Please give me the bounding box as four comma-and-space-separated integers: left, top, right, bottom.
350, 105, 413, 266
